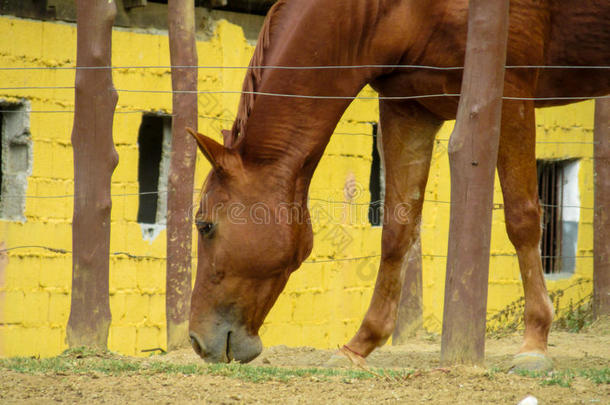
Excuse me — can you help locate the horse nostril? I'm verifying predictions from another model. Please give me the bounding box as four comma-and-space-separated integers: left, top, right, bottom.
189, 332, 204, 357
226, 331, 233, 362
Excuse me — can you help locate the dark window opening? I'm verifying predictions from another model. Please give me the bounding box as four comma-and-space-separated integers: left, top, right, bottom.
0, 115, 3, 200
537, 159, 580, 274
146, 0, 276, 15
368, 123, 382, 226
0, 102, 31, 221
137, 114, 171, 225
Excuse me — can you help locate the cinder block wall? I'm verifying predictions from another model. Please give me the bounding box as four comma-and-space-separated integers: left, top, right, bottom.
0, 15, 594, 358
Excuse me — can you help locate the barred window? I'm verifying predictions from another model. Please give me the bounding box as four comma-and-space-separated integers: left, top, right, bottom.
537, 159, 580, 275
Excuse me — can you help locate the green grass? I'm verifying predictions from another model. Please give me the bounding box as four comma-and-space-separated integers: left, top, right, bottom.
514, 368, 609, 388
0, 348, 414, 382
0, 348, 606, 386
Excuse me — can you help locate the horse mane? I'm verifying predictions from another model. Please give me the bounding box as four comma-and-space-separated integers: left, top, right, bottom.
229, 0, 287, 147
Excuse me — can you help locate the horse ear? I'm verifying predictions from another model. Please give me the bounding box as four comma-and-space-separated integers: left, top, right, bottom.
221, 129, 234, 148
187, 128, 225, 171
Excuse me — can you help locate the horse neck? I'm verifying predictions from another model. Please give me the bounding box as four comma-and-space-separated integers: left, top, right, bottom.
237, 0, 404, 202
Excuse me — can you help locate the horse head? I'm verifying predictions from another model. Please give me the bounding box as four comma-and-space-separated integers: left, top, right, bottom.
187, 129, 313, 363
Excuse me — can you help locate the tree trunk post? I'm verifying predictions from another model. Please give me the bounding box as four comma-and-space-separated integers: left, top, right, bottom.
440, 0, 510, 365
393, 233, 423, 344
166, 0, 198, 351
594, 99, 610, 318
67, 0, 118, 349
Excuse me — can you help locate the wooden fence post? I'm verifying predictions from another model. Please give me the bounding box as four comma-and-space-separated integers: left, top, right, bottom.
440, 0, 510, 365
67, 0, 118, 349
166, 0, 198, 351
594, 99, 610, 318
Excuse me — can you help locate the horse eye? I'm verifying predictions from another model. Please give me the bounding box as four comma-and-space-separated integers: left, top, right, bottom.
196, 221, 216, 238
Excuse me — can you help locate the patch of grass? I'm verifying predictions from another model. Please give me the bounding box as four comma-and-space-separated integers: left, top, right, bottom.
0, 352, 415, 383
3, 351, 606, 388
205, 363, 415, 382
514, 368, 609, 388
578, 368, 610, 385
486, 279, 594, 337
553, 298, 593, 333
0, 355, 141, 376
485, 366, 502, 380
143, 362, 205, 375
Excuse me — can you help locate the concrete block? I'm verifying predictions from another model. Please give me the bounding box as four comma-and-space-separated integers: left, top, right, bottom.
265, 292, 293, 323
113, 113, 141, 145
34, 326, 63, 357
110, 291, 127, 321
301, 323, 329, 348
0, 290, 25, 324
50, 144, 74, 180
113, 146, 138, 184
113, 30, 163, 67
292, 292, 314, 323
6, 18, 43, 59
109, 325, 137, 356
41, 21, 76, 63
136, 259, 164, 292
136, 326, 161, 354
23, 291, 50, 324
310, 292, 333, 323
39, 256, 71, 290
260, 323, 301, 348
109, 221, 128, 255
109, 258, 138, 291
122, 294, 149, 323
4, 256, 40, 290
0, 326, 36, 357
48, 293, 70, 326
31, 141, 54, 179
148, 294, 165, 326
120, 183, 140, 223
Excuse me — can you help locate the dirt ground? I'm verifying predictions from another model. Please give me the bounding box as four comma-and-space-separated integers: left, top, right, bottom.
1, 321, 608, 404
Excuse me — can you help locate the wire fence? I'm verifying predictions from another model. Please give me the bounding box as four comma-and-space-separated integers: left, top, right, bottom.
0, 62, 608, 101
0, 63, 609, 70
0, 244, 595, 264
0, 62, 603, 265
0, 191, 597, 211
2, 85, 610, 102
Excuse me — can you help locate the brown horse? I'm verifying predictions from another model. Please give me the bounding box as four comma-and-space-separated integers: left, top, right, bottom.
187, 0, 610, 368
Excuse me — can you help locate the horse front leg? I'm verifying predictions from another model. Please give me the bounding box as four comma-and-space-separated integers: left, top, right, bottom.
329, 101, 441, 366
497, 97, 554, 371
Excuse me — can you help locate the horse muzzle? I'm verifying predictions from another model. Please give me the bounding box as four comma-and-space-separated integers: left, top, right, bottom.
189, 325, 262, 363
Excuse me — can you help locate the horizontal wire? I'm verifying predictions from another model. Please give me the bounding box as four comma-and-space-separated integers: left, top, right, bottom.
0, 64, 609, 71
305, 254, 380, 263
505, 95, 610, 101
0, 245, 594, 261
0, 111, 598, 146
0, 86, 74, 90
0, 110, 597, 144
116, 88, 461, 100
435, 138, 598, 145
0, 109, 157, 114
1, 193, 595, 210
0, 245, 70, 254
3, 85, 608, 102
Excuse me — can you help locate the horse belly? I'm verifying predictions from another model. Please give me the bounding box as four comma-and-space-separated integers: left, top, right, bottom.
536, 0, 610, 105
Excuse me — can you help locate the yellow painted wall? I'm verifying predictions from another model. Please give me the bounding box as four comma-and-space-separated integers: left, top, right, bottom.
0, 15, 594, 358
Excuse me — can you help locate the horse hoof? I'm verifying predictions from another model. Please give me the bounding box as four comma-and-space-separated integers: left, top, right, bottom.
324, 353, 353, 368
509, 352, 553, 372
324, 347, 366, 368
